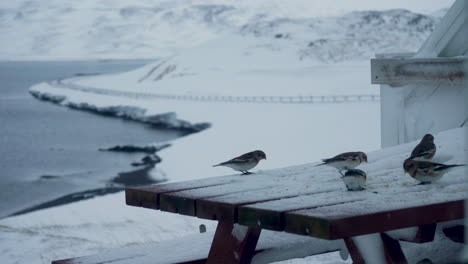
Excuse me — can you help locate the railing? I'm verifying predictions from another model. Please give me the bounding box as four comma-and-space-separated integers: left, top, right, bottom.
50, 80, 380, 104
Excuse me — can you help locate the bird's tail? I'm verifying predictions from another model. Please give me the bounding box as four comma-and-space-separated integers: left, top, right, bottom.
212, 164, 221, 167
435, 164, 466, 171
315, 162, 326, 167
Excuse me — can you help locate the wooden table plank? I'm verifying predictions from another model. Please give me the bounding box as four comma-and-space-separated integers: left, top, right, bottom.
284, 199, 464, 240
126, 163, 316, 210
195, 178, 341, 221
159, 184, 278, 216
237, 174, 467, 231
194, 175, 399, 222
126, 174, 239, 209
238, 192, 367, 231
157, 163, 345, 220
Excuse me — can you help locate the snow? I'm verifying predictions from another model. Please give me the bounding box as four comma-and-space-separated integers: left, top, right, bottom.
29, 82, 210, 132
231, 224, 249, 241
11, 17, 465, 260
28, 30, 385, 182
10, 72, 466, 263
0, 192, 217, 264
378, 0, 468, 147
5, 47, 385, 264
401, 220, 465, 263
31, 84, 381, 183
2, 1, 464, 263
352, 233, 386, 263
0, 0, 451, 60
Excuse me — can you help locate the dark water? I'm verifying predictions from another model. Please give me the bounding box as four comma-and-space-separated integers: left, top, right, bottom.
0, 60, 185, 218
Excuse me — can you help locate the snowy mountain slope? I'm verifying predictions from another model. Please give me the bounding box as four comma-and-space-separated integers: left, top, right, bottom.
240, 9, 438, 62
0, 0, 449, 60
65, 8, 441, 100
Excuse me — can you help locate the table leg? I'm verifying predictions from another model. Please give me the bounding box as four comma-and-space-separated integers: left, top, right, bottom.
344, 233, 407, 264
400, 223, 436, 243
443, 225, 464, 243
206, 220, 261, 264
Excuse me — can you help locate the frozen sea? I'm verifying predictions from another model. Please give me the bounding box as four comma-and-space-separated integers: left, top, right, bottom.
0, 60, 186, 218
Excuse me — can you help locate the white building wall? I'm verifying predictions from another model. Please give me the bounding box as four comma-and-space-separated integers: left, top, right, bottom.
378, 0, 468, 147
381, 82, 467, 148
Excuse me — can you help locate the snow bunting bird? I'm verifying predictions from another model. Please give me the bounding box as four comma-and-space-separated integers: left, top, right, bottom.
341, 169, 367, 191
213, 150, 266, 175
410, 134, 436, 160
316, 152, 368, 172
403, 159, 465, 184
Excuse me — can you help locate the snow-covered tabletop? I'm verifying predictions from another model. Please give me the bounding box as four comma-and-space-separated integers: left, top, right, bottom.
127, 128, 466, 241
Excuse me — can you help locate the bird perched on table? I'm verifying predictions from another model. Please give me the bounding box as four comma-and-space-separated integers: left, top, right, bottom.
316, 152, 368, 172
213, 150, 266, 175
341, 169, 367, 191
410, 134, 436, 160
403, 159, 465, 184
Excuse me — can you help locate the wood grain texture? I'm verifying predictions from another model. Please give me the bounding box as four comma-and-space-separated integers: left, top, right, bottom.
126, 174, 238, 209
284, 200, 463, 240
371, 57, 467, 86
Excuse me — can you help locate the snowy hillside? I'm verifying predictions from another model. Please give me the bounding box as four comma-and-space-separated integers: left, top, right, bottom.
240, 9, 438, 62
0, 0, 448, 60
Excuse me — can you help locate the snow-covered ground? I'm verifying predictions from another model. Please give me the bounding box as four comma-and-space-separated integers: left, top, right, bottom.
30, 55, 382, 182
0, 124, 465, 263
1, 1, 462, 263
0, 0, 451, 60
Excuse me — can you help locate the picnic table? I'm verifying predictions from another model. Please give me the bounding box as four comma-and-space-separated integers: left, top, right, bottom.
126, 129, 466, 264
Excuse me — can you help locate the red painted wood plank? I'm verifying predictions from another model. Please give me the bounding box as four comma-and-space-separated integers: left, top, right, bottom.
195, 179, 342, 222
284, 200, 464, 240
158, 184, 278, 216
125, 174, 238, 209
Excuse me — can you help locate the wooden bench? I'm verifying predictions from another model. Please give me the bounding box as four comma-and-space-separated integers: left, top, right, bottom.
51, 228, 345, 264
52, 129, 466, 264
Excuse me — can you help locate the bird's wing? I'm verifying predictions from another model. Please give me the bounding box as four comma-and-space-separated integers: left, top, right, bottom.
414, 161, 460, 174
410, 143, 423, 157
411, 143, 435, 157
323, 152, 357, 163
221, 152, 255, 165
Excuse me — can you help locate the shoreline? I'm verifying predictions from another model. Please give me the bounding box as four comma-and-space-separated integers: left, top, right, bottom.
8, 163, 158, 219
29, 82, 211, 133
0, 59, 187, 219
